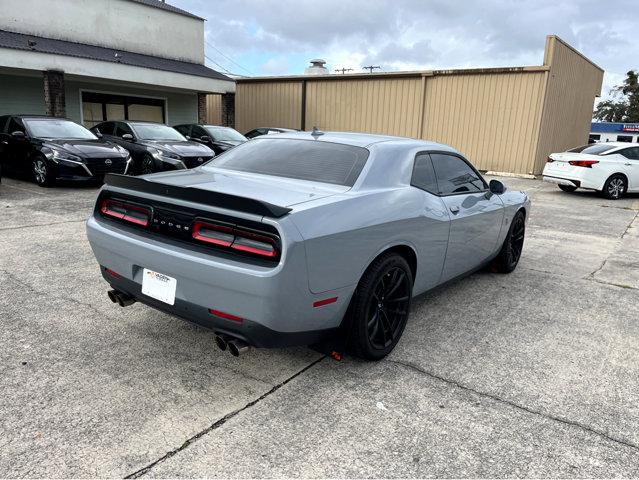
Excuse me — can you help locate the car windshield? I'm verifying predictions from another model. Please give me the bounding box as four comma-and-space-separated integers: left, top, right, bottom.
24, 119, 97, 140
132, 124, 186, 141
569, 144, 617, 155
207, 138, 369, 186
205, 127, 247, 142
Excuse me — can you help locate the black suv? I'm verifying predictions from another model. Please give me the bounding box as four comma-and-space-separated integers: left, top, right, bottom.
91, 121, 215, 174
173, 124, 247, 155
0, 115, 131, 186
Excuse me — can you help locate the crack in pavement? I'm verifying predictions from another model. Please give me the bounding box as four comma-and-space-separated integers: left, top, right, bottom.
0, 268, 111, 321
621, 210, 639, 239
387, 359, 639, 454
0, 218, 87, 232
125, 355, 326, 478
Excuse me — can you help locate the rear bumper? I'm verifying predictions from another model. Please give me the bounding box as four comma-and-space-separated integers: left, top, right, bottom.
542, 165, 602, 190
86, 215, 354, 348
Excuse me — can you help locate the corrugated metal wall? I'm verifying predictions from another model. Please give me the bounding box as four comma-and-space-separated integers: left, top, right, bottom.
235, 81, 302, 133
306, 77, 423, 137
533, 37, 605, 173
205, 94, 222, 125
229, 36, 603, 175
421, 70, 547, 174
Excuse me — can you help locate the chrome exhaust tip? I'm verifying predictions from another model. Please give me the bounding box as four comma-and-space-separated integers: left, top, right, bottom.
228, 339, 250, 357
214, 334, 229, 351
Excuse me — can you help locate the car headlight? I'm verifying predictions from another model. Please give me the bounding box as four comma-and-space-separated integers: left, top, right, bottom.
152, 149, 181, 160
150, 148, 186, 169
51, 149, 82, 164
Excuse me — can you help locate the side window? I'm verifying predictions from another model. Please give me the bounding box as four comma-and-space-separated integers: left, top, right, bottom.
0, 115, 9, 133
620, 147, 639, 160
7, 117, 25, 135
95, 122, 114, 135
115, 122, 133, 137
191, 126, 208, 138
431, 153, 486, 195
411, 153, 438, 194
174, 125, 191, 136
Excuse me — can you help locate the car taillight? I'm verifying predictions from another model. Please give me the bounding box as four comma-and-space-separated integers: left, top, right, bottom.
568, 160, 599, 168
192, 220, 280, 259
100, 199, 151, 227
546, 156, 554, 163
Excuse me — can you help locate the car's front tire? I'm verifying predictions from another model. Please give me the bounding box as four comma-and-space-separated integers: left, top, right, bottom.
602, 174, 627, 200
492, 210, 525, 273
558, 184, 577, 193
140, 154, 155, 175
32, 156, 54, 187
348, 252, 413, 360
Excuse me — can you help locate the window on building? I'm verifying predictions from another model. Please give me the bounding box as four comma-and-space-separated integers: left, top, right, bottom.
411, 153, 438, 194
431, 153, 486, 195
617, 135, 633, 142
81, 92, 165, 127
588, 134, 601, 143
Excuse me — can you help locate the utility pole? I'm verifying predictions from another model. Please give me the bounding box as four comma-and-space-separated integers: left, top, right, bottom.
362, 65, 381, 73
334, 68, 354, 74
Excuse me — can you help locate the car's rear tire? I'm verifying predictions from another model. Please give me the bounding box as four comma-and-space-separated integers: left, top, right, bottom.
492, 210, 525, 273
558, 184, 577, 193
140, 154, 155, 175
602, 174, 627, 200
348, 252, 413, 360
32, 156, 54, 187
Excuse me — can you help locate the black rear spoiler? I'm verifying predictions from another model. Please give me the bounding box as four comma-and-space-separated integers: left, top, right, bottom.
104, 174, 292, 218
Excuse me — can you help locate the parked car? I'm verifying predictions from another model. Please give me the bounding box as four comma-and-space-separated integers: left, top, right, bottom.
244, 127, 297, 139
173, 124, 247, 155
543, 142, 639, 199
91, 121, 214, 174
0, 115, 131, 186
86, 131, 529, 360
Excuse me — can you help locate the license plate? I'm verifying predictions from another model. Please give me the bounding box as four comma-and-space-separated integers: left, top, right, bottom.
141, 268, 177, 305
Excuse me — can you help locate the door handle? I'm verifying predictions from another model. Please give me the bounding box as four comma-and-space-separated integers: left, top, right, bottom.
624, 163, 631, 166
450, 206, 460, 214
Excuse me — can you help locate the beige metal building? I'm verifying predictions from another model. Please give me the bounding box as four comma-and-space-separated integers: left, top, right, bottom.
224, 36, 603, 176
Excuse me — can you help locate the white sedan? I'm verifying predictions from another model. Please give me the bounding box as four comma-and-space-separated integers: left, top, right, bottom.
543, 142, 639, 199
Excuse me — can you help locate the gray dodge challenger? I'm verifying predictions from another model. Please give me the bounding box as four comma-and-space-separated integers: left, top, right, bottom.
86, 131, 530, 360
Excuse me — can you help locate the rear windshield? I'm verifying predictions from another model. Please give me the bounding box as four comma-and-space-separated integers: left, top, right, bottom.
208, 138, 369, 186
568, 144, 617, 155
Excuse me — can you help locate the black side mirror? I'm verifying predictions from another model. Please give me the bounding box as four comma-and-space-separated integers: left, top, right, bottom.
200, 135, 211, 142
185, 135, 191, 140
11, 131, 26, 139
121, 133, 134, 141
94, 130, 103, 138
489, 179, 506, 195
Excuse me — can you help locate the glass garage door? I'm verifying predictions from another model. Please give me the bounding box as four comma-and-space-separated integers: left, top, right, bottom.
81, 92, 165, 127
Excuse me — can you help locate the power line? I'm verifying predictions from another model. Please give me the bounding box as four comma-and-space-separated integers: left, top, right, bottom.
203, 54, 247, 77
205, 40, 254, 76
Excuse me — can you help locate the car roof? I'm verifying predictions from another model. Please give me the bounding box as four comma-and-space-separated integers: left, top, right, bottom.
257, 130, 455, 150
15, 115, 74, 121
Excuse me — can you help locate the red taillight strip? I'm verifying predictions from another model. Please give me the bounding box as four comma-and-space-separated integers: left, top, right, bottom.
569, 160, 599, 168
313, 297, 338, 308
192, 220, 280, 259
104, 268, 122, 279
101, 199, 151, 227
208, 308, 243, 323
192, 221, 234, 247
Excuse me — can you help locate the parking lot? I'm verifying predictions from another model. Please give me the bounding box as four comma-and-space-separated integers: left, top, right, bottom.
1, 174, 638, 478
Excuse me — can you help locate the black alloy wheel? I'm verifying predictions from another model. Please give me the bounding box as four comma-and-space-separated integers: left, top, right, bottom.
348, 253, 413, 360
141, 155, 155, 175
493, 210, 526, 273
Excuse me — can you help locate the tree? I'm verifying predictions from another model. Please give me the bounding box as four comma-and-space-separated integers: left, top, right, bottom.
593, 70, 639, 122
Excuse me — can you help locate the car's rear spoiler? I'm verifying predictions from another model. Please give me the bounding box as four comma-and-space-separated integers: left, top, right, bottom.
104, 174, 292, 218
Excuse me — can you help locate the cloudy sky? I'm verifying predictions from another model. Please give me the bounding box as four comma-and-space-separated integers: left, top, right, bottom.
173, 0, 637, 99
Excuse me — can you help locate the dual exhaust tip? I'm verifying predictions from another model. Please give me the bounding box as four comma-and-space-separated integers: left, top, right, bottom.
107, 289, 136, 307
107, 290, 249, 356
215, 334, 250, 357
